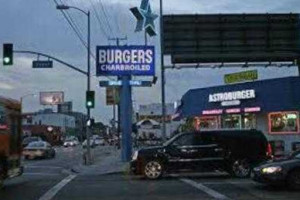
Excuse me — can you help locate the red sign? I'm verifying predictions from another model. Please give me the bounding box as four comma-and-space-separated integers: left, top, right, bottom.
202, 109, 223, 115
244, 107, 261, 113
226, 108, 241, 114
0, 124, 8, 130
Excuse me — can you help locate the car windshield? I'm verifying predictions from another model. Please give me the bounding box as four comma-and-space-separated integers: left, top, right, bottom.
27, 142, 45, 148
292, 151, 300, 159
23, 137, 39, 143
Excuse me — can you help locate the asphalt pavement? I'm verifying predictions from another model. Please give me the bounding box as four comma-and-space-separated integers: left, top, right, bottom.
1, 146, 300, 200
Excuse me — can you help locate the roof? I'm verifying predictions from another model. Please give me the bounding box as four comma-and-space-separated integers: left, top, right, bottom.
136, 119, 160, 126
177, 76, 300, 118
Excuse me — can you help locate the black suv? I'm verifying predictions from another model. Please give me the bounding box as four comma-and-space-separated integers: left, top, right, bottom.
130, 130, 270, 179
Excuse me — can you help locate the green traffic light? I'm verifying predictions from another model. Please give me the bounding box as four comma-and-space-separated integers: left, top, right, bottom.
3, 57, 10, 64
87, 101, 93, 107
86, 91, 95, 108
3, 43, 13, 66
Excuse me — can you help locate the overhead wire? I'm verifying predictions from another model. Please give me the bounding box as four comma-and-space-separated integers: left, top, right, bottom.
53, 0, 88, 49
111, 3, 123, 37
87, 0, 110, 39
52, 0, 113, 80
97, 0, 115, 37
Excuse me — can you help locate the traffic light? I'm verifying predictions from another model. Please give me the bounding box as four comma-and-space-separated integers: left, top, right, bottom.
3, 43, 13, 65
86, 91, 95, 108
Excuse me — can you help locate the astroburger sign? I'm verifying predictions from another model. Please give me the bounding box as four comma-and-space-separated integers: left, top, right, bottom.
209, 89, 256, 103
96, 45, 155, 76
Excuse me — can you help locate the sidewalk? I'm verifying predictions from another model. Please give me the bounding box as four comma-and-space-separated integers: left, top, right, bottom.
71, 146, 130, 175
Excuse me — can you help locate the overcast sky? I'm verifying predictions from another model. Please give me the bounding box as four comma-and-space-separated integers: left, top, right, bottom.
0, 0, 299, 124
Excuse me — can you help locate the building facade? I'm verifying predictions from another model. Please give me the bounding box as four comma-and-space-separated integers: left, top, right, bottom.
176, 76, 300, 155
137, 103, 182, 138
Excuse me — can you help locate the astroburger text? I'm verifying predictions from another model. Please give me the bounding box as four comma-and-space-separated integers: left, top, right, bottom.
209, 89, 255, 102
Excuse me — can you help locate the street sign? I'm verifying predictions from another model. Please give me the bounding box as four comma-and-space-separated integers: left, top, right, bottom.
100, 81, 122, 87
129, 80, 152, 87
224, 70, 258, 84
96, 45, 155, 76
32, 60, 53, 68
100, 80, 152, 87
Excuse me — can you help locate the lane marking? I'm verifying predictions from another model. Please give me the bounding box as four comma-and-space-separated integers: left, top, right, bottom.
38, 174, 77, 200
180, 178, 232, 200
23, 173, 61, 176
25, 166, 64, 169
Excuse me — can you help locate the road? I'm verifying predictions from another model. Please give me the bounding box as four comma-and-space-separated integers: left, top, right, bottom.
1, 147, 300, 200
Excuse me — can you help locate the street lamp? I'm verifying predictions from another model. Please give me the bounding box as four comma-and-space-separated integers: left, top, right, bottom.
56, 4, 92, 165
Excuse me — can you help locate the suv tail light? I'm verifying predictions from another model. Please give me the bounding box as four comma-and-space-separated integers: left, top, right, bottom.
266, 142, 273, 157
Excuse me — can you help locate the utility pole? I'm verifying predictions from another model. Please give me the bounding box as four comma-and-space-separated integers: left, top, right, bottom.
160, 0, 167, 141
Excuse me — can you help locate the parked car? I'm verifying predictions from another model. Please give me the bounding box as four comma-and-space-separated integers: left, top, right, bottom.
252, 150, 300, 190
63, 138, 79, 147
22, 136, 43, 148
23, 141, 56, 160
130, 130, 271, 179
82, 139, 96, 148
94, 138, 105, 146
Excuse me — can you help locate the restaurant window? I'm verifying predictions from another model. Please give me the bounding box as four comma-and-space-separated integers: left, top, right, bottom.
197, 116, 219, 130
269, 112, 299, 134
222, 114, 242, 129
243, 114, 256, 129
0, 105, 7, 130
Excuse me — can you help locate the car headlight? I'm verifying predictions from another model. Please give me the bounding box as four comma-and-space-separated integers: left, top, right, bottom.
262, 166, 282, 174
132, 151, 139, 160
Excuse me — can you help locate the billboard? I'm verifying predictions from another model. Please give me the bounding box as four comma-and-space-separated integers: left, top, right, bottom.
40, 91, 64, 105
96, 45, 155, 76
163, 14, 300, 64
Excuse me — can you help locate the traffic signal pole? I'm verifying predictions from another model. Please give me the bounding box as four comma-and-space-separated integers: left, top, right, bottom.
86, 10, 92, 165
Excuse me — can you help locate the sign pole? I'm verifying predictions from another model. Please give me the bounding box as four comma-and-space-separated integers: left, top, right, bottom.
120, 75, 133, 161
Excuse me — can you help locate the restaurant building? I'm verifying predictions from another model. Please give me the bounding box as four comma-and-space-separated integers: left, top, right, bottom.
177, 76, 300, 155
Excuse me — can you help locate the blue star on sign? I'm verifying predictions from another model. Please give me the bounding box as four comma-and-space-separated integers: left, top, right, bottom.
130, 0, 158, 37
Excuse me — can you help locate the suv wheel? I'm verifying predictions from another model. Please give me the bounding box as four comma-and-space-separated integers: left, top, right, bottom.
288, 169, 300, 190
231, 159, 251, 178
144, 160, 163, 180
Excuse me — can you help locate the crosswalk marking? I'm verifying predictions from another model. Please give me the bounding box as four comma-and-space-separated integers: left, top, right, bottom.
180, 178, 232, 200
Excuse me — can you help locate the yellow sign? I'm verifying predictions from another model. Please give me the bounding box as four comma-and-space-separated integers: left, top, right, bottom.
106, 88, 120, 105
224, 70, 258, 84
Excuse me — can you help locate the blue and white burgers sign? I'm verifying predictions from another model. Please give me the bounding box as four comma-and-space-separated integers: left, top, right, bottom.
96, 45, 155, 76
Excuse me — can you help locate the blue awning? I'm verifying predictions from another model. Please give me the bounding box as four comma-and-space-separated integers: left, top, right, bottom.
177, 76, 300, 118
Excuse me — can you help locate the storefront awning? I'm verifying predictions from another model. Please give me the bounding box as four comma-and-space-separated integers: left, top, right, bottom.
177, 76, 300, 118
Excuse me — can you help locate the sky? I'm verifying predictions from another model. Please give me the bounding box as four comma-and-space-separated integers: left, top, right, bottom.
0, 0, 299, 124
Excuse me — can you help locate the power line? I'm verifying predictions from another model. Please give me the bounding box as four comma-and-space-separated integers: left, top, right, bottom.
59, 0, 85, 39
97, 0, 115, 37
111, 4, 123, 37
52, 0, 114, 80
53, 0, 87, 49
87, 0, 109, 39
